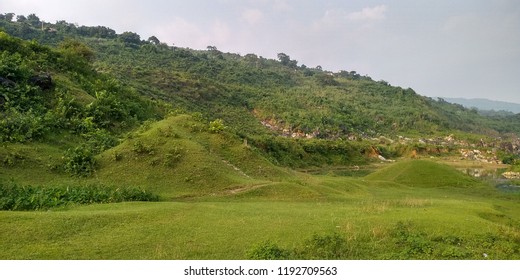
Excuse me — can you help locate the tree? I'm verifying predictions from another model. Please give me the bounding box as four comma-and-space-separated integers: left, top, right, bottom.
4, 13, 15, 21
277, 52, 298, 68
119, 31, 142, 46
277, 53, 290, 65
59, 39, 95, 60
16, 15, 27, 23
27, 14, 41, 27
315, 73, 338, 86
147, 36, 160, 45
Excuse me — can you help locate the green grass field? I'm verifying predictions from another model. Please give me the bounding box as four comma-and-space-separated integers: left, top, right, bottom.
1, 159, 519, 259
1, 115, 519, 260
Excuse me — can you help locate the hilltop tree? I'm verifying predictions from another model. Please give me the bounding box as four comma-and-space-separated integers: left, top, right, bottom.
277, 52, 298, 68
119, 31, 142, 46
277, 53, 290, 65
16, 15, 26, 23
77, 25, 117, 38
315, 73, 338, 86
27, 14, 41, 27
147, 36, 160, 45
3, 13, 15, 22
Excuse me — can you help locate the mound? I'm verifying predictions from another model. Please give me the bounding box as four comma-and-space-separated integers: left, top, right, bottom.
95, 114, 287, 198
365, 160, 479, 188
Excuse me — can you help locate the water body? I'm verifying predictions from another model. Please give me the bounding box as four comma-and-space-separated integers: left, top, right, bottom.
459, 168, 520, 193
496, 183, 520, 193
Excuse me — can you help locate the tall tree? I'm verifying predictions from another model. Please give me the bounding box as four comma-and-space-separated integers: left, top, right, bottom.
119, 31, 141, 46
147, 36, 160, 45
27, 14, 41, 27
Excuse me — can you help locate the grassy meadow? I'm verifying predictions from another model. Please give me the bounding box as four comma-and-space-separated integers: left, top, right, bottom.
1, 157, 519, 259
1, 115, 519, 260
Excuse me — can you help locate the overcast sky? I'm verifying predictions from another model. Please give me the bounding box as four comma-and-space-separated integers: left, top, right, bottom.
2, 0, 520, 103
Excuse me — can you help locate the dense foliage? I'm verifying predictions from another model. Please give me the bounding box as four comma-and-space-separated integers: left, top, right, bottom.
0, 182, 159, 211
247, 223, 520, 260
1, 13, 520, 169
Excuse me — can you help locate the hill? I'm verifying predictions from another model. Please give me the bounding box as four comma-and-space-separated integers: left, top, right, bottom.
2, 13, 520, 173
94, 114, 289, 198
441, 97, 520, 115
365, 160, 478, 188
2, 14, 520, 141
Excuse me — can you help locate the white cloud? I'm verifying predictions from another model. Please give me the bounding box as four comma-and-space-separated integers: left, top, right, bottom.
312, 5, 388, 31
242, 8, 264, 25
347, 5, 387, 22
320, 10, 347, 26
211, 19, 232, 45
273, 0, 291, 12
153, 17, 232, 50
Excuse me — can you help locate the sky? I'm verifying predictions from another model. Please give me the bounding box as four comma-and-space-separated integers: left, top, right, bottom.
1, 0, 520, 103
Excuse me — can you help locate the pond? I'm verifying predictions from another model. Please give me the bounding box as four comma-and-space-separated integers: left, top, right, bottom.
459, 168, 520, 193
496, 183, 520, 192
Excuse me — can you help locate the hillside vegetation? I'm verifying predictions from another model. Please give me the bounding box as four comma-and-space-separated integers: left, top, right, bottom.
1, 14, 519, 260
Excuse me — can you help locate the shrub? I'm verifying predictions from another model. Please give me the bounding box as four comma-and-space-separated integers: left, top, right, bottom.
392, 221, 433, 259
132, 140, 154, 155
112, 151, 123, 161
0, 108, 48, 142
247, 241, 290, 260
82, 128, 118, 153
0, 182, 159, 211
0, 51, 32, 81
296, 232, 350, 259
209, 118, 226, 133
63, 144, 97, 177
163, 146, 183, 167
502, 154, 519, 165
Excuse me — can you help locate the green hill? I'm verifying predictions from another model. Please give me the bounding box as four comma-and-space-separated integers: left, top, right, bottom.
95, 114, 287, 198
365, 160, 479, 189
3, 14, 520, 141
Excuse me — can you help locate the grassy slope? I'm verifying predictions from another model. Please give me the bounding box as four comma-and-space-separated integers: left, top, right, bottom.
1, 160, 518, 259
94, 114, 289, 198
1, 113, 288, 196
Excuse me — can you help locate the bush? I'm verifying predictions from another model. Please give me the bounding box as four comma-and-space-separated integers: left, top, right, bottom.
501, 154, 519, 165
247, 241, 290, 260
132, 140, 154, 155
0, 182, 159, 211
163, 146, 183, 167
82, 128, 118, 153
0, 51, 32, 81
296, 232, 351, 259
392, 221, 433, 259
63, 144, 97, 177
209, 118, 226, 133
0, 108, 48, 142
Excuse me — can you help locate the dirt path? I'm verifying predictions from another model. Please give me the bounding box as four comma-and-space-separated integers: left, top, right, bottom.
223, 183, 273, 195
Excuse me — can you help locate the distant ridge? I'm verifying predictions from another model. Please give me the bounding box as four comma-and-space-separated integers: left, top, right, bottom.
440, 97, 520, 114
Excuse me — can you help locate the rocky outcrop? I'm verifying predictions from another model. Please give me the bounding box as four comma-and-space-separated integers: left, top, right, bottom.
0, 76, 16, 88
28, 73, 53, 90
502, 171, 520, 179
459, 149, 500, 164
